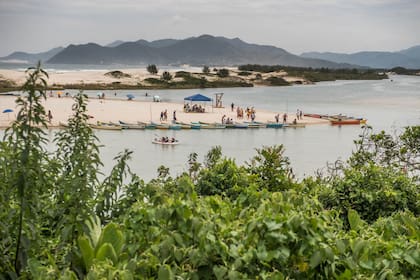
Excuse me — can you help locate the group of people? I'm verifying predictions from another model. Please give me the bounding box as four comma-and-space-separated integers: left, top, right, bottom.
184, 103, 205, 113
156, 136, 176, 143
160, 110, 168, 121
274, 109, 304, 124
296, 109, 303, 120
221, 115, 234, 124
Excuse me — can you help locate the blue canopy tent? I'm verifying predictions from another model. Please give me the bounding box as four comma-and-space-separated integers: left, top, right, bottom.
183, 94, 212, 113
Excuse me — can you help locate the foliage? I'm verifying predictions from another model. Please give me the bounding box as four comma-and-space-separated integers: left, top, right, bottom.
265, 76, 290, 86
202, 65, 210, 74
1, 65, 419, 279
238, 64, 388, 81
161, 71, 172, 81
216, 68, 230, 78
319, 127, 420, 224
146, 64, 158, 75
246, 145, 295, 191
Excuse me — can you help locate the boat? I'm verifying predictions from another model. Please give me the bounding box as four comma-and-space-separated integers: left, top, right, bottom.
151, 122, 170, 129
284, 123, 306, 128
169, 124, 182, 130
198, 121, 226, 129
233, 123, 249, 129
266, 122, 284, 128
175, 122, 192, 129
330, 119, 363, 125
90, 123, 122, 130
118, 121, 145, 129
152, 137, 179, 145
244, 121, 265, 128
138, 122, 157, 129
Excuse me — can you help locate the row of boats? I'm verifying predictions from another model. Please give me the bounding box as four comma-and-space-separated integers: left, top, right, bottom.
303, 113, 367, 125
84, 121, 306, 130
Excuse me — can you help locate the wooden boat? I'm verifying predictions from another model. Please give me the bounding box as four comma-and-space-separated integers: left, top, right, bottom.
169, 124, 182, 130
138, 122, 157, 129
330, 119, 362, 125
266, 122, 284, 128
284, 123, 306, 128
152, 138, 179, 145
118, 121, 145, 129
233, 123, 249, 129
176, 122, 192, 129
244, 121, 265, 128
151, 122, 170, 129
198, 121, 226, 129
90, 123, 122, 130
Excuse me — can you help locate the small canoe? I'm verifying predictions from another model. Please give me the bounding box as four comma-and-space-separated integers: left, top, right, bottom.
266, 122, 284, 128
244, 121, 265, 128
330, 119, 362, 125
118, 121, 145, 129
284, 123, 306, 128
169, 124, 182, 130
90, 124, 122, 130
198, 122, 226, 129
176, 122, 192, 129
152, 138, 179, 145
233, 123, 249, 129
151, 122, 170, 129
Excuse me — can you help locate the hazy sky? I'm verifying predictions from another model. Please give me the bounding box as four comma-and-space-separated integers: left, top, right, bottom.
1, 0, 419, 56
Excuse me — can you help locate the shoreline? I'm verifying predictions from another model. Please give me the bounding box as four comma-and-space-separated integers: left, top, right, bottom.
0, 95, 328, 129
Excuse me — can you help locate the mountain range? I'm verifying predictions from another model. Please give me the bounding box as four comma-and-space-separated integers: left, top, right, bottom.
1, 35, 419, 69
301, 46, 420, 69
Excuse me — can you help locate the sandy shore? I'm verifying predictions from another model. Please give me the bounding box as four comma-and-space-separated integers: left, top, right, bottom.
0, 67, 308, 89
0, 95, 328, 128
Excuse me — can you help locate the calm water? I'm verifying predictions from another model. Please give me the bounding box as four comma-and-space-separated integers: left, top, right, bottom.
3, 75, 420, 181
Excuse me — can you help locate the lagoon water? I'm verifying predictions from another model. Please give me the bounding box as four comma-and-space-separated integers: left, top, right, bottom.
85, 75, 420, 181
3, 75, 420, 181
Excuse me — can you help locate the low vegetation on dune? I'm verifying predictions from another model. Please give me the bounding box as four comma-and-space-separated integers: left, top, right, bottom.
238, 64, 389, 82
104, 70, 131, 79
1, 65, 419, 279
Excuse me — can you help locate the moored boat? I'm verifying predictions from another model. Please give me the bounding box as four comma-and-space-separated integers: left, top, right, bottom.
118, 120, 145, 129
266, 122, 284, 128
284, 123, 306, 128
90, 123, 122, 130
330, 119, 363, 125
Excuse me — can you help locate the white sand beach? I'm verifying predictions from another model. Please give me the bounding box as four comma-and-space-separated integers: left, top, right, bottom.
0, 95, 328, 128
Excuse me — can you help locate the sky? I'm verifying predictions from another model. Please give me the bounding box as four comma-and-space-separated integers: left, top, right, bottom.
1, 0, 420, 56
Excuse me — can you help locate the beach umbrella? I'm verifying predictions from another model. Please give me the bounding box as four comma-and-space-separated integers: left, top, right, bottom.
127, 94, 135, 100
3, 108, 13, 120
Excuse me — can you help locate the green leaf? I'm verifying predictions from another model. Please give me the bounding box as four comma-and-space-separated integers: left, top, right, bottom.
348, 209, 362, 231
213, 266, 228, 280
78, 236, 94, 270
158, 265, 174, 280
310, 251, 323, 268
95, 243, 118, 265
97, 223, 124, 255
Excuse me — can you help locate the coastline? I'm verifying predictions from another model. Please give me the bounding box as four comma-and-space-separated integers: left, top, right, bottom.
0, 95, 328, 129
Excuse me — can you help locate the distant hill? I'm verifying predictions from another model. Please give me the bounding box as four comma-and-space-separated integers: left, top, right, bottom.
106, 40, 125, 48
0, 47, 64, 63
301, 46, 420, 69
47, 35, 353, 68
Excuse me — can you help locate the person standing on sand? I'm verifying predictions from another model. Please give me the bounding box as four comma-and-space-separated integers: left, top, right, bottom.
275, 114, 279, 123
173, 110, 177, 121
283, 113, 287, 123
300, 110, 303, 120
231, 102, 234, 111
296, 109, 300, 120
48, 110, 53, 123
222, 115, 226, 124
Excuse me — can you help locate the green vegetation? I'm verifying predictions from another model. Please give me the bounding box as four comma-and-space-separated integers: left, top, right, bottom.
1, 65, 419, 279
217, 68, 230, 78
237, 71, 252, 76
265, 76, 290, 86
161, 71, 172, 81
202, 65, 210, 74
146, 64, 158, 75
104, 70, 131, 79
239, 64, 388, 82
390, 67, 420, 75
